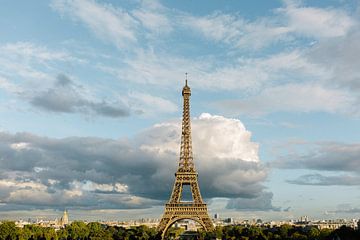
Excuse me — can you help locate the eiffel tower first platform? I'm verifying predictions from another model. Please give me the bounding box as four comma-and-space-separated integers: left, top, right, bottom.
157, 77, 214, 238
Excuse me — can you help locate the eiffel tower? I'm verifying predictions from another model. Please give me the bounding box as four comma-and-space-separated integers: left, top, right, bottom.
157, 77, 214, 238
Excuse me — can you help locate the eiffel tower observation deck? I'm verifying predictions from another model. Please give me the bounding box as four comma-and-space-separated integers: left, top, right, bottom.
157, 76, 214, 239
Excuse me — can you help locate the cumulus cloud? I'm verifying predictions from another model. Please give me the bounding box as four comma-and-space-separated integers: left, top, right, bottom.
30, 74, 130, 118
137, 113, 266, 199
0, 113, 270, 210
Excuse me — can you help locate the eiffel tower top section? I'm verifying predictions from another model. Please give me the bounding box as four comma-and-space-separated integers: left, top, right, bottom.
178, 77, 195, 173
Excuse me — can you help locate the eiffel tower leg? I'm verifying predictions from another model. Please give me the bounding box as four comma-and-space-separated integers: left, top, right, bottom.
201, 216, 215, 231
159, 217, 194, 240
157, 217, 171, 239
158, 208, 214, 239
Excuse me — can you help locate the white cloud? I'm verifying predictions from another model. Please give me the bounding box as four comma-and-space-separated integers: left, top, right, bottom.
132, 9, 172, 34
282, 1, 355, 38
197, 50, 328, 92
121, 49, 204, 86
307, 30, 360, 90
183, 12, 291, 50
127, 92, 178, 115
139, 113, 259, 163
73, 180, 128, 193
51, 0, 138, 49
0, 179, 46, 191
0, 42, 83, 95
182, 1, 355, 49
218, 83, 357, 116
0, 76, 21, 94
194, 113, 259, 162
0, 57, 50, 83
0, 42, 76, 62
102, 49, 327, 93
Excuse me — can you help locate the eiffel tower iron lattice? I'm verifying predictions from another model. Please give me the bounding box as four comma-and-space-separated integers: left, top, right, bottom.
157, 78, 214, 238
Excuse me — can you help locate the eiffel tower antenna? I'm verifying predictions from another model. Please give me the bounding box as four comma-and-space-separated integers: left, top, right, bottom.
157, 76, 214, 239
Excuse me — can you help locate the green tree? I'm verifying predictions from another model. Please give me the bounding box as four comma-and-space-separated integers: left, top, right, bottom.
41, 227, 57, 240
17, 226, 33, 240
319, 228, 332, 240
87, 222, 112, 240
279, 224, 292, 239
291, 232, 307, 240
23, 224, 44, 240
330, 225, 359, 240
56, 228, 68, 240
66, 221, 89, 240
307, 227, 319, 240
0, 222, 18, 240
214, 226, 222, 239
165, 227, 183, 240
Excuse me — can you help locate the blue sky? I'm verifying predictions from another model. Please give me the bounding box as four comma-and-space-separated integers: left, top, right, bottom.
0, 0, 360, 222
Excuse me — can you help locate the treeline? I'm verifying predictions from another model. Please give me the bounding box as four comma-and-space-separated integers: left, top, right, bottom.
200, 224, 360, 240
0, 221, 159, 240
1, 221, 360, 240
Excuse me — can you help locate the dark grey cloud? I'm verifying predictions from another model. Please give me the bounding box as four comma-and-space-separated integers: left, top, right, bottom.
30, 74, 129, 118
0, 132, 165, 210
0, 114, 271, 211
274, 142, 360, 172
287, 173, 360, 186
0, 193, 159, 211
283, 207, 291, 212
226, 192, 281, 211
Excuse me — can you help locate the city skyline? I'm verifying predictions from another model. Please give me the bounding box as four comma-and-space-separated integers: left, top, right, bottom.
0, 0, 360, 222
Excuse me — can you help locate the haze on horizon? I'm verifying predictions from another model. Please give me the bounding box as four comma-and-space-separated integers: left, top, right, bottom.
0, 0, 359, 222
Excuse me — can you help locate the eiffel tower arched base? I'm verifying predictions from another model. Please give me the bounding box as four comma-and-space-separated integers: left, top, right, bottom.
157, 203, 214, 239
